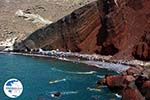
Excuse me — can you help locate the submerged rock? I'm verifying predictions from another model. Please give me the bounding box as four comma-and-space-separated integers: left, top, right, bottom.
51, 92, 61, 98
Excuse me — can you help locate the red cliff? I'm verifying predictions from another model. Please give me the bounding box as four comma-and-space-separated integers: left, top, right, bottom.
14, 0, 150, 61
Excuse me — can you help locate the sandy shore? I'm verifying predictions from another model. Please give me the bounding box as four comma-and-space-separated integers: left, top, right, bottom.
0, 50, 149, 73
0, 51, 136, 73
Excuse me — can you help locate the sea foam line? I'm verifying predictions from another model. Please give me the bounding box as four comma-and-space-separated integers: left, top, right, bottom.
51, 68, 96, 75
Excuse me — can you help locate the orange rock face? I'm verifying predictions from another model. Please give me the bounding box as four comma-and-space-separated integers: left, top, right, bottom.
14, 1, 103, 53
97, 0, 150, 60
98, 66, 150, 100
104, 75, 136, 89
15, 0, 150, 61
122, 88, 145, 100
133, 34, 150, 61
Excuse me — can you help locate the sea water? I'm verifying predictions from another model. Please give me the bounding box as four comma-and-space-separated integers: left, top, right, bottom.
0, 54, 120, 100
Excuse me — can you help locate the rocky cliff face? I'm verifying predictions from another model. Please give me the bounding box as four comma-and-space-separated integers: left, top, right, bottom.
104, 0, 150, 61
14, 1, 103, 53
15, 0, 150, 61
133, 34, 150, 61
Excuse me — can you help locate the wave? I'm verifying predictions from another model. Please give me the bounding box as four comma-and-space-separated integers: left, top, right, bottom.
68, 71, 96, 75
97, 86, 107, 88
87, 87, 101, 92
51, 68, 96, 75
49, 78, 66, 84
58, 57, 69, 61
115, 94, 122, 98
96, 75, 105, 78
62, 91, 78, 95
49, 91, 78, 96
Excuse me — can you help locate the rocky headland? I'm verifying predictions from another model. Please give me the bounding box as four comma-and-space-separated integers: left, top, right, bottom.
97, 65, 150, 100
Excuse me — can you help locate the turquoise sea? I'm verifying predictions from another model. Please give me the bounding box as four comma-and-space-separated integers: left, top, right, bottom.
0, 53, 120, 100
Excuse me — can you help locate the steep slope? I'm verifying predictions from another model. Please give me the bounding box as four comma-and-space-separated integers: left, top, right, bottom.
14, 1, 103, 53
14, 0, 150, 61
102, 0, 150, 61
0, 0, 94, 42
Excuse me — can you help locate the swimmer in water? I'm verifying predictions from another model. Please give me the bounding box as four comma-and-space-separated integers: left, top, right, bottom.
51, 92, 61, 98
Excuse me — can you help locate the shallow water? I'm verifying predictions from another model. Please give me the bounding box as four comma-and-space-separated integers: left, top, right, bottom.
0, 54, 120, 100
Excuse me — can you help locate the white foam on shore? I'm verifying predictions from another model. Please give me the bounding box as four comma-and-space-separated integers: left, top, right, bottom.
58, 57, 69, 61
82, 61, 129, 73
37, 49, 129, 73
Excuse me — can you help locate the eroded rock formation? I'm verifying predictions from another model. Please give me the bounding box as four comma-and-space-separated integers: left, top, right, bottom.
14, 1, 102, 53
98, 66, 150, 100
14, 0, 150, 61
133, 34, 150, 61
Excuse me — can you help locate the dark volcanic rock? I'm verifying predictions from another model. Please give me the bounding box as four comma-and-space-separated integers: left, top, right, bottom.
133, 34, 150, 61
141, 81, 150, 100
96, 0, 125, 55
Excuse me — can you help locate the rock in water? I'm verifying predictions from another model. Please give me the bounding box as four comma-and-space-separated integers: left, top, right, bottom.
122, 88, 145, 100
141, 81, 150, 100
51, 92, 61, 98
98, 65, 150, 100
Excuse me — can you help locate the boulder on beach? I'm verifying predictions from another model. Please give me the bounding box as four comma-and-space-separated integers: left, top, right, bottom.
126, 66, 144, 76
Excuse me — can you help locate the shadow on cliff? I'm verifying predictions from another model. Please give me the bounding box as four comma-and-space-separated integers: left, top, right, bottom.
96, 0, 119, 56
